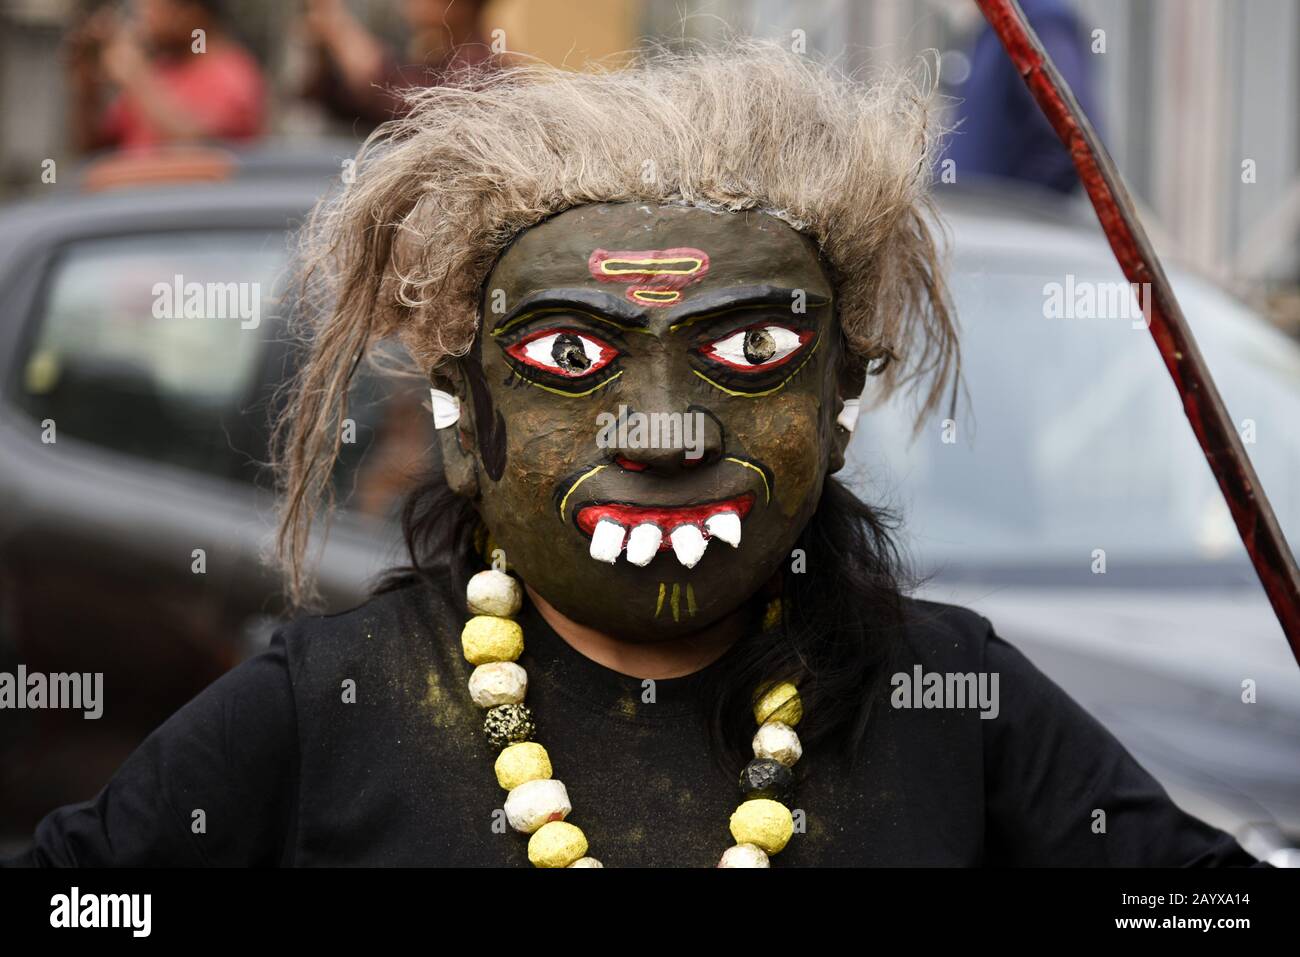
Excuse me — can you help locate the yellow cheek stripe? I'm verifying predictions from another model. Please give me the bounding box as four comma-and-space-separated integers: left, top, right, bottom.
558, 463, 607, 520
690, 338, 820, 399
522, 369, 624, 398
724, 456, 771, 505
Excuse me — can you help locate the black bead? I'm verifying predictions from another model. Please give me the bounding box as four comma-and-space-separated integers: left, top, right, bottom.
739, 758, 794, 803
484, 703, 535, 750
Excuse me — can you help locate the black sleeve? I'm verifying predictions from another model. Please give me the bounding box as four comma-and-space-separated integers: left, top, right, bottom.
2, 632, 299, 867
980, 626, 1259, 866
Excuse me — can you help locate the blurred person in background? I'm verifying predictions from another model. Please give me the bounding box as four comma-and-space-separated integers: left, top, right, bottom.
65, 0, 266, 153
945, 0, 1101, 193
300, 0, 498, 132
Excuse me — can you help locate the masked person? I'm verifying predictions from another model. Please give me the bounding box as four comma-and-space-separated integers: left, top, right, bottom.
8, 41, 1259, 868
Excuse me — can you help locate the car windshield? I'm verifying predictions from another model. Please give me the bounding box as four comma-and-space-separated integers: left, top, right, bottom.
15, 231, 286, 481
845, 230, 1300, 587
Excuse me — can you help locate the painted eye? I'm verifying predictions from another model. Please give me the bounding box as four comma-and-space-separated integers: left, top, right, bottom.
702, 324, 813, 372
506, 329, 618, 378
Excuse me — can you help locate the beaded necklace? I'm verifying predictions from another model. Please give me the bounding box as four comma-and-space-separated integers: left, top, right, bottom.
460, 568, 804, 867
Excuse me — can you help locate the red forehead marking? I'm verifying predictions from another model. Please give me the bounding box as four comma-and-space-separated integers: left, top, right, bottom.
587, 247, 710, 307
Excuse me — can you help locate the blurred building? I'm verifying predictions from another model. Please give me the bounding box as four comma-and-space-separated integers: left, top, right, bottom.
647, 0, 1300, 324
1, 0, 1297, 321
0, 0, 642, 182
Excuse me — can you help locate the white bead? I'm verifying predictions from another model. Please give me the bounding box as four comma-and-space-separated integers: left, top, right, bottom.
568, 857, 604, 868
718, 843, 770, 868
467, 570, 522, 617
752, 721, 802, 767
468, 661, 528, 707
504, 778, 571, 833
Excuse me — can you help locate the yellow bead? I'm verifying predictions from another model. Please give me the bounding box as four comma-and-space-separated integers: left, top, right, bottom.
729, 798, 793, 854
461, 615, 523, 665
754, 681, 802, 727
528, 820, 588, 868
495, 742, 552, 790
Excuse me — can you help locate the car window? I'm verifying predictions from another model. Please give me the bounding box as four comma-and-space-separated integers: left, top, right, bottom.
846, 243, 1300, 583
15, 231, 287, 482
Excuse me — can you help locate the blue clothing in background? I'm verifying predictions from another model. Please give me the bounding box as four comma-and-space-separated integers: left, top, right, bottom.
947, 0, 1103, 194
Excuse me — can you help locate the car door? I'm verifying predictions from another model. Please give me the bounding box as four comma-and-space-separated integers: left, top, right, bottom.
0, 207, 295, 833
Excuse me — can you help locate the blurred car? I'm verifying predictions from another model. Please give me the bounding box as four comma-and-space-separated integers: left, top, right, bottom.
846, 182, 1300, 865
0, 144, 416, 838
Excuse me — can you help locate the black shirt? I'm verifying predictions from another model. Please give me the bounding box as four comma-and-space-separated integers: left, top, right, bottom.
6, 575, 1256, 867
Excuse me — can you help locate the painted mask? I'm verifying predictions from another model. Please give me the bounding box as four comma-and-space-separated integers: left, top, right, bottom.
438, 202, 854, 640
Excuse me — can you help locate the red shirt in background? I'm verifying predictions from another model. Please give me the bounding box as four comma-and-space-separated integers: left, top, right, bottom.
101, 43, 265, 149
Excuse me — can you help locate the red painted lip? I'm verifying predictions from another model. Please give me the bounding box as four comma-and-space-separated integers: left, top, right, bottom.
575, 493, 754, 547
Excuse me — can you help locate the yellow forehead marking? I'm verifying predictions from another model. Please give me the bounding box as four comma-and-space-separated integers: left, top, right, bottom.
630, 289, 680, 304
599, 257, 705, 276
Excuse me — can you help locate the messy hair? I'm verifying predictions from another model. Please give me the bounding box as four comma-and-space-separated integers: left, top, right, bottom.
274, 38, 958, 606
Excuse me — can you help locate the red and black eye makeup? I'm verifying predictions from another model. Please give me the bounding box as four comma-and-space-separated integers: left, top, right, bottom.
700, 322, 815, 373
498, 319, 625, 396
504, 328, 618, 378
685, 313, 820, 396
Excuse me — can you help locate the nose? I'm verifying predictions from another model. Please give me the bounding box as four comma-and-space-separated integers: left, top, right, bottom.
605, 403, 723, 475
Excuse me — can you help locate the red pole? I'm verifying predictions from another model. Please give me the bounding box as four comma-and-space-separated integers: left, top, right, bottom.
974, 0, 1300, 666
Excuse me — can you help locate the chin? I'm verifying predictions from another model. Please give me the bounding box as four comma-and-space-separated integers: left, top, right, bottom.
520, 542, 780, 642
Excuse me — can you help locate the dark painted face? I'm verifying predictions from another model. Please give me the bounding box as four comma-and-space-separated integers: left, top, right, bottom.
441, 203, 849, 641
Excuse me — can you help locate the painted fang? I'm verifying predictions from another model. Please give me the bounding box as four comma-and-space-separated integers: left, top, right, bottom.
703, 511, 741, 547
625, 523, 662, 566
669, 523, 708, 568
588, 518, 627, 564
576, 495, 753, 569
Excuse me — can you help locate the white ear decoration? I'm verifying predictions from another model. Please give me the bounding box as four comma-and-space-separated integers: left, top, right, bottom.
430, 388, 461, 429
836, 397, 861, 433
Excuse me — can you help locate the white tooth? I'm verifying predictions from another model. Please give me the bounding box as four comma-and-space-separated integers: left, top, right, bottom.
670, 524, 708, 568
625, 523, 663, 566
588, 518, 626, 564
704, 511, 742, 547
